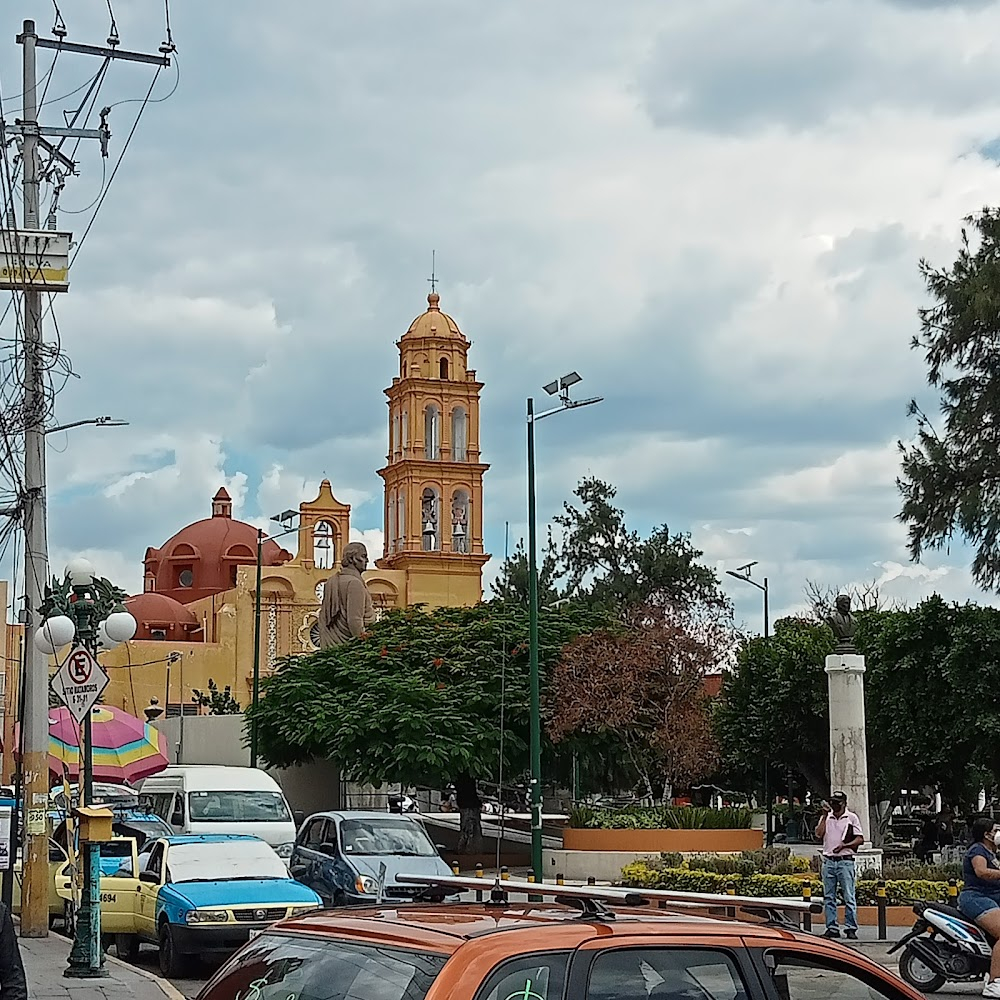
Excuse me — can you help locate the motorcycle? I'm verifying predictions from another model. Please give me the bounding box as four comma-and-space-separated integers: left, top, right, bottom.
387, 793, 419, 814
889, 900, 994, 992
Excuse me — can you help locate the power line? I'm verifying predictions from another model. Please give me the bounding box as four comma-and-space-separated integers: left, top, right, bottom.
70, 65, 163, 265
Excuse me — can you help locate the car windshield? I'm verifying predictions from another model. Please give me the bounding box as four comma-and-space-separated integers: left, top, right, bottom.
100, 840, 134, 859
166, 840, 288, 883
339, 818, 438, 857
188, 790, 291, 823
51, 783, 139, 813
201, 933, 446, 1000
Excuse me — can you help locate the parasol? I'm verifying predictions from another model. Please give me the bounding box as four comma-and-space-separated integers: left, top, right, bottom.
46, 705, 169, 784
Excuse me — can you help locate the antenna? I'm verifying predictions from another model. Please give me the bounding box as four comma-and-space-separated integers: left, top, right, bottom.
427, 250, 438, 294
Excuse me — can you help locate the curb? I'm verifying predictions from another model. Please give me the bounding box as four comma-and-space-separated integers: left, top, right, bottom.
102, 950, 187, 1000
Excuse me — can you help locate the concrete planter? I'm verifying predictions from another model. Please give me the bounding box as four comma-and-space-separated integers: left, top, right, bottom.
562, 828, 764, 853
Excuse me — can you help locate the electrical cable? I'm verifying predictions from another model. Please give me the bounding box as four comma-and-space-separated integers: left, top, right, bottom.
70, 66, 162, 265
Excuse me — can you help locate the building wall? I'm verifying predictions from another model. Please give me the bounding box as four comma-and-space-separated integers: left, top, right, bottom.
150, 715, 342, 816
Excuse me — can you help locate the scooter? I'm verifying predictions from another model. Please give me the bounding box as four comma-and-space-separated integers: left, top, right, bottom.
889, 900, 994, 992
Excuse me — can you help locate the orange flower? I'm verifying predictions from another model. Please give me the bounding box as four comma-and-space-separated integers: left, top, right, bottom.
380, 647, 388, 657
432, 658, 443, 667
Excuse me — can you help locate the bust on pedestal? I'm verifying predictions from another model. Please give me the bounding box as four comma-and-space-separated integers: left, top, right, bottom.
824, 595, 882, 872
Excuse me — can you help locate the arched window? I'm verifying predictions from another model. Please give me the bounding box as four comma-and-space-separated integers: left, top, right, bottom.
451, 406, 467, 462
387, 494, 397, 553
401, 410, 409, 452
439, 357, 449, 379
397, 488, 406, 551
313, 520, 336, 570
391, 412, 399, 458
424, 405, 440, 460
421, 488, 440, 551
451, 490, 470, 554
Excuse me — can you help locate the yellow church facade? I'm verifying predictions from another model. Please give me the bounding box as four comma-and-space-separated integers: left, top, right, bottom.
95, 293, 490, 718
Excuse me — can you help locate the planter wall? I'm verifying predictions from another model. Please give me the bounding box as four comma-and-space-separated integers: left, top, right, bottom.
563, 828, 763, 853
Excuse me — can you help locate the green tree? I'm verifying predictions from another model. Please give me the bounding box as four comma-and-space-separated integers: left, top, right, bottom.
860, 597, 1000, 805
248, 602, 611, 852
492, 477, 726, 614
714, 618, 835, 797
898, 208, 1000, 591
490, 533, 562, 606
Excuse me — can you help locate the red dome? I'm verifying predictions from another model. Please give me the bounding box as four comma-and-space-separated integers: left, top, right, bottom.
143, 488, 292, 605
126, 593, 204, 642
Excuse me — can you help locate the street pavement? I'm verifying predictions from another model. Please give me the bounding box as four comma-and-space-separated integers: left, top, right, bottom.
20, 932, 184, 1000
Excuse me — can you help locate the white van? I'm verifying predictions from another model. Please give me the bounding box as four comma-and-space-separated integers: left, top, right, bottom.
137, 765, 297, 859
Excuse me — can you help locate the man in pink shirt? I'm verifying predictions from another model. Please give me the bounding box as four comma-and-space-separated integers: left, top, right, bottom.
814, 790, 864, 938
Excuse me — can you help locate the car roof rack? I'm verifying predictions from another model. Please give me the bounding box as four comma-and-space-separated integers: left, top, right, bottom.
396, 873, 821, 928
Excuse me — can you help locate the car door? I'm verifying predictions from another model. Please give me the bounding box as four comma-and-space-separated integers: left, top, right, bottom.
566, 937, 759, 1000
289, 818, 327, 897
135, 840, 165, 941
95, 839, 140, 935
746, 941, 925, 1000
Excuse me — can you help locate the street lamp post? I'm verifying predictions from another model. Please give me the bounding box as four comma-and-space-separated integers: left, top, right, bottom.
726, 561, 772, 847
34, 558, 136, 978
527, 373, 602, 883
250, 512, 300, 769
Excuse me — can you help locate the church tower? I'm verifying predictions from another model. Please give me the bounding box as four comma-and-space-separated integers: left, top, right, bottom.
377, 291, 489, 605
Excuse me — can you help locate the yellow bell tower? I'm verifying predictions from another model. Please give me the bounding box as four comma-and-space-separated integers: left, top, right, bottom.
376, 291, 489, 606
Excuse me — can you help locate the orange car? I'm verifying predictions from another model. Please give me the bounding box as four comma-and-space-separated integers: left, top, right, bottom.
198, 876, 923, 1000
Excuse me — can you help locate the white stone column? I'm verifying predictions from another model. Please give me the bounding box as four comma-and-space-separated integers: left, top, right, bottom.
825, 652, 882, 872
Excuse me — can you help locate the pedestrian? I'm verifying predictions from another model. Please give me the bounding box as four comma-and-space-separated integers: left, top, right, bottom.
815, 790, 864, 939
0, 900, 27, 1000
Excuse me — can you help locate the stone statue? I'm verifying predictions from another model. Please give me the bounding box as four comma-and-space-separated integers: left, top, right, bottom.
317, 541, 375, 648
826, 593, 857, 653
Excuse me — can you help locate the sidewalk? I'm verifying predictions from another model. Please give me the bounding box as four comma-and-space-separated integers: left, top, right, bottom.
19, 933, 183, 1000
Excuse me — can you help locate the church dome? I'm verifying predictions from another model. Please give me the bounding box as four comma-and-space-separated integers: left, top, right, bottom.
401, 292, 468, 342
143, 488, 293, 605
126, 593, 203, 643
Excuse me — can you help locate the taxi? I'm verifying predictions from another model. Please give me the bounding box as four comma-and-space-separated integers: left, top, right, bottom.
64, 833, 320, 976
11, 838, 71, 924
198, 874, 926, 1000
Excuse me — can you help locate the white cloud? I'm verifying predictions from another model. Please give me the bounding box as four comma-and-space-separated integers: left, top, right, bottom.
0, 0, 997, 626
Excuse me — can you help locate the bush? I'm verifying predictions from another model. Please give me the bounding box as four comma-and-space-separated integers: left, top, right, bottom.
881, 860, 963, 882
620, 858, 960, 907
568, 805, 753, 830
686, 855, 757, 877
659, 852, 684, 867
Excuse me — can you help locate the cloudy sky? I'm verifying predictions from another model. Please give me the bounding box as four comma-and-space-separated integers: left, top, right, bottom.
1, 0, 998, 630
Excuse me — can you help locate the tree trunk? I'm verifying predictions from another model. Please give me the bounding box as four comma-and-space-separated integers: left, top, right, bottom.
454, 774, 483, 856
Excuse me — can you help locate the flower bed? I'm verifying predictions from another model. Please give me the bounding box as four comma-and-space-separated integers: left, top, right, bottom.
565, 806, 760, 853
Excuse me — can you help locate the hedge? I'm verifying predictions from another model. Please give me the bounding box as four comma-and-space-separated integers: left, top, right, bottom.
621, 860, 957, 907
569, 806, 753, 830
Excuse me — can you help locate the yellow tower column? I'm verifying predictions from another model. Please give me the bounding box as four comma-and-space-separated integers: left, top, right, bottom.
376, 292, 489, 607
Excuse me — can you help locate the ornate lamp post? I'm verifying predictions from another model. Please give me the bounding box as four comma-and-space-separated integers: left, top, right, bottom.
34, 558, 136, 978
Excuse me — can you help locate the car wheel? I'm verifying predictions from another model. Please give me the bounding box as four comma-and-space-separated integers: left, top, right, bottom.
899, 949, 946, 993
158, 923, 188, 978
116, 934, 140, 963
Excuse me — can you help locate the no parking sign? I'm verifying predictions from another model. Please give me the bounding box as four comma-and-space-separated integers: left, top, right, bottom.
49, 645, 109, 723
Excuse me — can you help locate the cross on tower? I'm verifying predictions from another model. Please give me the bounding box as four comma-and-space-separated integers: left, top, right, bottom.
427, 250, 438, 294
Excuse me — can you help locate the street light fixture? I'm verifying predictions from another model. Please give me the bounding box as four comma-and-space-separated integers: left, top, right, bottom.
46, 416, 129, 435
527, 373, 602, 884
725, 561, 773, 847
35, 558, 136, 977
249, 513, 302, 769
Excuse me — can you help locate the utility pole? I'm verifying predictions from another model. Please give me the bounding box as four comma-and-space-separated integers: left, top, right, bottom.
5, 19, 171, 938
18, 18, 51, 938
